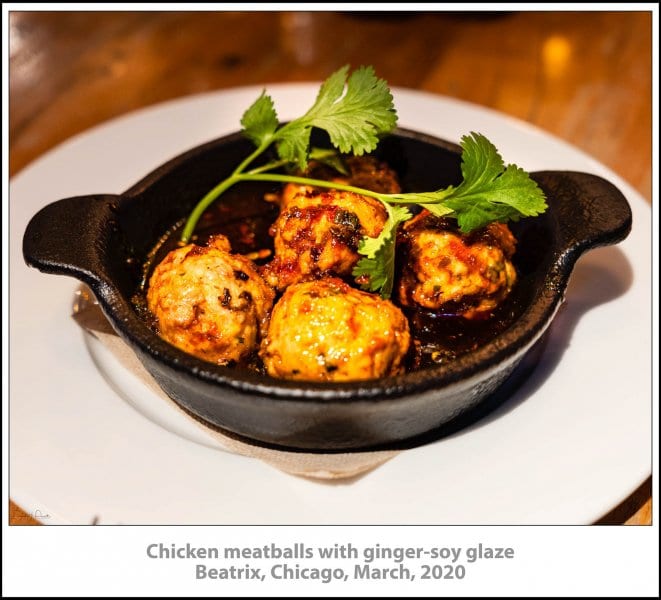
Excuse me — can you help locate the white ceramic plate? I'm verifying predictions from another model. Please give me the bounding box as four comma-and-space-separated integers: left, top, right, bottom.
9, 85, 652, 525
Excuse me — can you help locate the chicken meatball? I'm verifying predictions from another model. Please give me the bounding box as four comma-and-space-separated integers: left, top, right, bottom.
398, 211, 517, 318
277, 155, 402, 209
261, 155, 400, 290
260, 189, 388, 290
147, 235, 275, 365
260, 278, 411, 382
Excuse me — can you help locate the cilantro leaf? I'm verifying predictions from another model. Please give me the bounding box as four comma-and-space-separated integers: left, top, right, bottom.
307, 65, 398, 153
308, 147, 348, 175
442, 132, 547, 232
275, 127, 311, 172
456, 131, 506, 191
358, 204, 411, 258
240, 91, 279, 147
274, 65, 397, 170
418, 202, 456, 218
353, 205, 411, 298
373, 132, 547, 236
353, 247, 396, 299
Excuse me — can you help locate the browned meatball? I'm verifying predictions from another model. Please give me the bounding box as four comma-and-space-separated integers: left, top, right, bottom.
147, 235, 275, 365
261, 156, 400, 290
260, 189, 388, 290
398, 212, 517, 318
260, 278, 411, 382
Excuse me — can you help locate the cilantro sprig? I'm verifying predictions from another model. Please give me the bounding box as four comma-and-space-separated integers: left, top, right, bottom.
180, 66, 547, 298
351, 204, 412, 299
180, 65, 396, 243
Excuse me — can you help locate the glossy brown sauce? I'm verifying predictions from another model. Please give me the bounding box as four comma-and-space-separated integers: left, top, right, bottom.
134, 181, 523, 374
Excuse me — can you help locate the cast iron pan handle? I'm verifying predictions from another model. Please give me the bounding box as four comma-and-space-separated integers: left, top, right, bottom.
532, 170, 632, 262
22, 194, 122, 289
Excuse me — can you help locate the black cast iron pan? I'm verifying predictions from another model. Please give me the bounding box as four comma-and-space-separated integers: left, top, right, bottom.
22, 128, 632, 450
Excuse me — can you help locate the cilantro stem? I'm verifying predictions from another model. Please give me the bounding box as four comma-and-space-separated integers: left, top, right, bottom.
180, 139, 274, 243
232, 139, 272, 176
180, 175, 242, 243
181, 169, 410, 244
236, 172, 387, 199
246, 158, 291, 175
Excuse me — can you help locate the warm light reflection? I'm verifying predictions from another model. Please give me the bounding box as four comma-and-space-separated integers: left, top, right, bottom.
279, 12, 316, 65
542, 35, 572, 79
9, 18, 25, 58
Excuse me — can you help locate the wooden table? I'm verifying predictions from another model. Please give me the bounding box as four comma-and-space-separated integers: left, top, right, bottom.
8, 9, 652, 525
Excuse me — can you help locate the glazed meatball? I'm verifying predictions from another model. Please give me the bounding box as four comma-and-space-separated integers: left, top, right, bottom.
398, 211, 517, 318
261, 156, 400, 290
260, 278, 411, 382
260, 189, 388, 290
277, 155, 402, 208
147, 235, 275, 365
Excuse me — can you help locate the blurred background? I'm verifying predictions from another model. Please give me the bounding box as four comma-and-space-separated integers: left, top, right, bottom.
9, 10, 651, 198
8, 8, 653, 524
